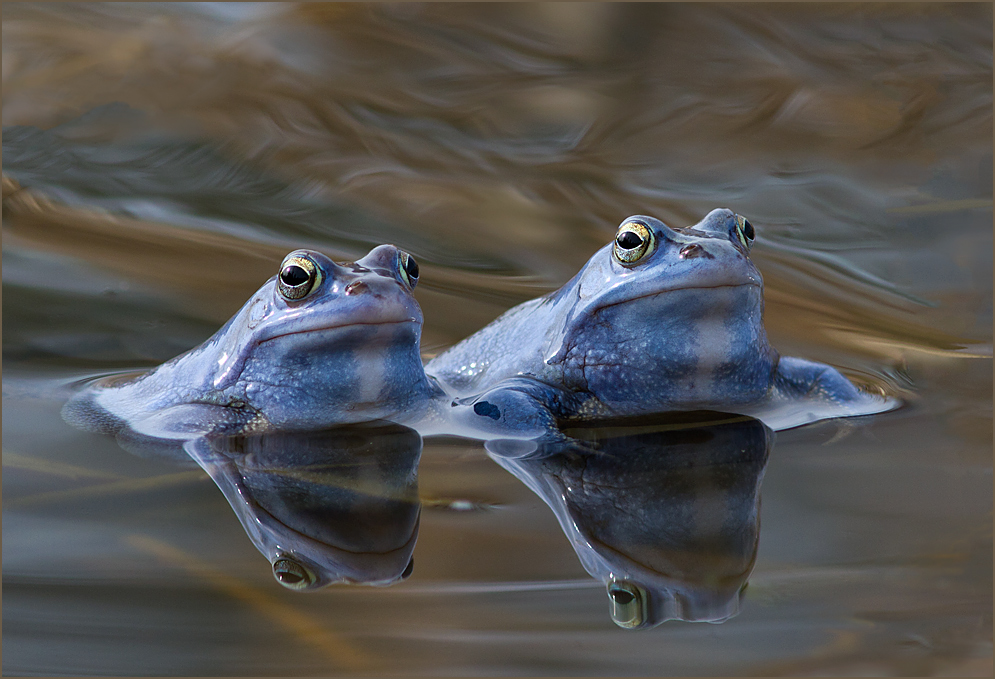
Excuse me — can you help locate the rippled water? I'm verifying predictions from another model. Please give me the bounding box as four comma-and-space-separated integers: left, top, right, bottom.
3, 3, 992, 675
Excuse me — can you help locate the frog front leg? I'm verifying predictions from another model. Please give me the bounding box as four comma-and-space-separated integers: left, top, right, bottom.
446, 377, 567, 443
741, 356, 896, 431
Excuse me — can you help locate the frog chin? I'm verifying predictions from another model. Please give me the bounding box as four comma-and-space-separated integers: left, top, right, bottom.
559, 280, 764, 354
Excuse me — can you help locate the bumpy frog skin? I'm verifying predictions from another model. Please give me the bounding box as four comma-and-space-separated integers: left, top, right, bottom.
427, 208, 895, 438
64, 245, 442, 436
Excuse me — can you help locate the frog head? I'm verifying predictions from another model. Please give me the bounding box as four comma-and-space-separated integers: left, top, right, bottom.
547, 209, 777, 413
208, 244, 432, 429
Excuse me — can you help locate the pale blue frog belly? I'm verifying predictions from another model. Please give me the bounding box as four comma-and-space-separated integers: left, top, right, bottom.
427, 209, 896, 438
65, 245, 443, 437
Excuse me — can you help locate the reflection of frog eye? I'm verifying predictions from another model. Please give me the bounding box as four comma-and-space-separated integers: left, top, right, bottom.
613, 221, 656, 265
734, 215, 755, 250
607, 579, 647, 628
272, 556, 316, 590
398, 251, 419, 289
278, 254, 321, 301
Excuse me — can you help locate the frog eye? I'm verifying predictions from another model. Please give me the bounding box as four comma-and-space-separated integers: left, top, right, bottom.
398, 251, 419, 289
613, 221, 656, 265
278, 254, 321, 301
607, 579, 647, 628
272, 556, 316, 590
734, 215, 755, 250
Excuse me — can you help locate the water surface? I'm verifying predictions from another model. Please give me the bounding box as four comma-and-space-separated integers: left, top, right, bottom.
3, 3, 992, 675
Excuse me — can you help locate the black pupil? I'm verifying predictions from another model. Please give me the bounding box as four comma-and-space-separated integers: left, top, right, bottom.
403, 256, 419, 281
616, 231, 644, 250
611, 589, 635, 605
742, 219, 755, 240
280, 264, 310, 286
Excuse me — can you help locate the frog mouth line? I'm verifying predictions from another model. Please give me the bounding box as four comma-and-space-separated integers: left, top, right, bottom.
257, 319, 418, 344
595, 281, 762, 313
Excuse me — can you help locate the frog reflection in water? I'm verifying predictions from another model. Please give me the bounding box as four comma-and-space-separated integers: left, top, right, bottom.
488, 412, 771, 627
428, 209, 895, 438
64, 245, 443, 437
118, 422, 422, 588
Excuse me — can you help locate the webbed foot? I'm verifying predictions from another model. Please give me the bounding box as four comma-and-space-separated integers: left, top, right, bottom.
755, 356, 898, 430
775, 356, 869, 403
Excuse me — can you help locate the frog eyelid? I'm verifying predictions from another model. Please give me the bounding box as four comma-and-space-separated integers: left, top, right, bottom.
613, 221, 657, 265
277, 253, 322, 301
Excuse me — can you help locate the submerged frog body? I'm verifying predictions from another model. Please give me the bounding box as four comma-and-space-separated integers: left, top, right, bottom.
65, 245, 442, 436
427, 209, 894, 437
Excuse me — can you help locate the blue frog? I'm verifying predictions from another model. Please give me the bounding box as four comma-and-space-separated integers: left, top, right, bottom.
64, 245, 443, 437
427, 209, 895, 439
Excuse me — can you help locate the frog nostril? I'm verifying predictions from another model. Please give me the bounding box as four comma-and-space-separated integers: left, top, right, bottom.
680, 243, 713, 260
345, 281, 368, 295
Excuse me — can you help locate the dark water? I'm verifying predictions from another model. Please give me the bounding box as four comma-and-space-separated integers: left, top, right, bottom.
3, 2, 991, 675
